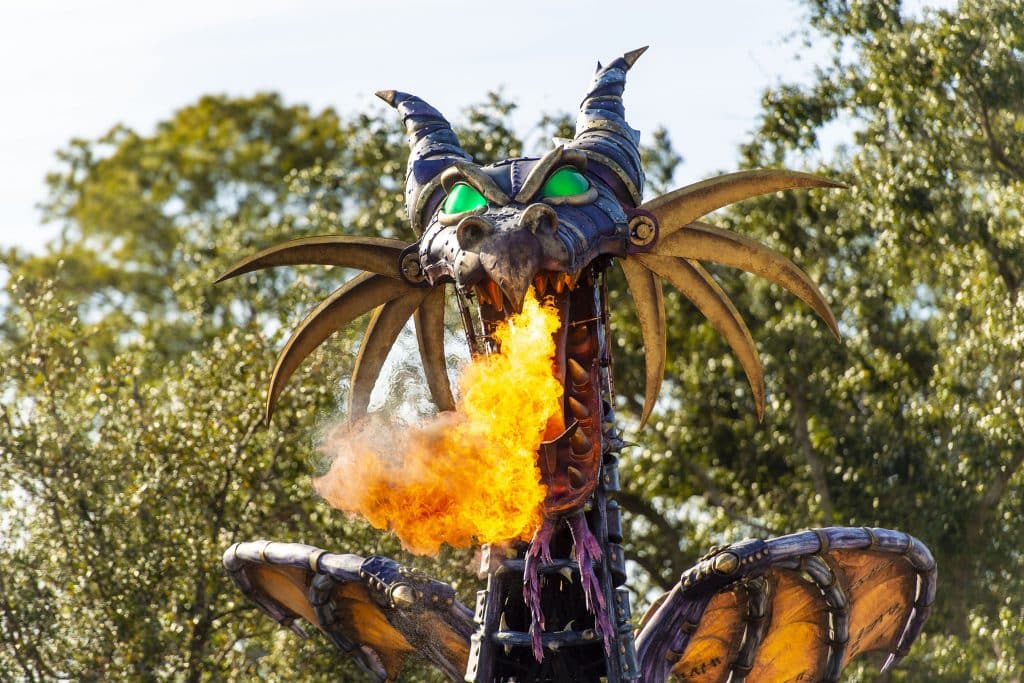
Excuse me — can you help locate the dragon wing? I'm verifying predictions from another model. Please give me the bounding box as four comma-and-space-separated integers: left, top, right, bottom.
622, 171, 845, 426
224, 541, 474, 682
635, 526, 936, 682
217, 236, 454, 420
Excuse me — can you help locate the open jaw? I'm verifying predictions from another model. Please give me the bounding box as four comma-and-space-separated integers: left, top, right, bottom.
464, 266, 609, 519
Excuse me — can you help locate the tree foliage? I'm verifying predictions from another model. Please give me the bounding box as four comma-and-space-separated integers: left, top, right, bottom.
2, 2, 1022, 679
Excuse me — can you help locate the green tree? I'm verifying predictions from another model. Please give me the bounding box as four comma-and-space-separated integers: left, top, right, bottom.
608, 1, 1023, 680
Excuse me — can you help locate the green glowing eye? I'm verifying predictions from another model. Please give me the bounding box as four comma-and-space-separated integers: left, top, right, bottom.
442, 183, 487, 214
541, 167, 590, 198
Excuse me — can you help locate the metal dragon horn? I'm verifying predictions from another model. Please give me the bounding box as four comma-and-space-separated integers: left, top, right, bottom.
565, 46, 647, 206
376, 90, 473, 234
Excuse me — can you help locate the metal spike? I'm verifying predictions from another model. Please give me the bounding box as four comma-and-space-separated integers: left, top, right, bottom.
570, 429, 592, 455
622, 46, 649, 68
654, 221, 840, 339
413, 286, 455, 412
567, 358, 590, 386
619, 259, 667, 427
567, 466, 585, 489
374, 90, 398, 106
487, 279, 504, 312
637, 254, 765, 420
216, 235, 408, 283
567, 396, 590, 419
349, 290, 430, 421
266, 273, 411, 421
641, 169, 846, 240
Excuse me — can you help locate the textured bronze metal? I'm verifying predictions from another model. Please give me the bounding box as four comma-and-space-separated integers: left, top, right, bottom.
619, 258, 666, 426
641, 169, 845, 239
216, 235, 408, 282
654, 220, 840, 339
349, 290, 430, 420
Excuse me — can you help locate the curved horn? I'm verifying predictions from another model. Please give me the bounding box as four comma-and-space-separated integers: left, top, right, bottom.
566, 47, 648, 206
377, 90, 472, 234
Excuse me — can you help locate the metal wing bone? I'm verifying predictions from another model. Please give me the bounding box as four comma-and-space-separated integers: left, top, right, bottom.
217, 236, 458, 419
224, 541, 475, 682
635, 526, 937, 682
640, 170, 845, 239
653, 221, 840, 339
619, 258, 667, 427
215, 235, 408, 281
637, 253, 765, 420
619, 172, 843, 422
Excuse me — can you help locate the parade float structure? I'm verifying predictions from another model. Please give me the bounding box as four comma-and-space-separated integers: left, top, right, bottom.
219, 49, 936, 682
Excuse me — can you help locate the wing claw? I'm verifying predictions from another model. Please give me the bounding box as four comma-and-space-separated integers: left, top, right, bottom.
216, 235, 408, 283
641, 169, 845, 239
620, 259, 667, 427
267, 273, 412, 421
654, 221, 840, 339
637, 254, 765, 419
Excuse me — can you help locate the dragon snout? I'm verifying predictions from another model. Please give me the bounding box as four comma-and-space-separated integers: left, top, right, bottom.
478, 230, 543, 314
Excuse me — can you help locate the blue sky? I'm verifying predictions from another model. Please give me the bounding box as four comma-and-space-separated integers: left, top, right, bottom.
0, 0, 951, 252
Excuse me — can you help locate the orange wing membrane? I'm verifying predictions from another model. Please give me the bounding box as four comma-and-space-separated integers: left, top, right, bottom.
635, 526, 936, 682
224, 541, 474, 682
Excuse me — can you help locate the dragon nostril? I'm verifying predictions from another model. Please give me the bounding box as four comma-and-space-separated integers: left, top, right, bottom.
519, 203, 559, 235
456, 216, 494, 250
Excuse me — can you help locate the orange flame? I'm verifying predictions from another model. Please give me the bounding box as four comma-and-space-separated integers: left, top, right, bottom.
315, 290, 562, 555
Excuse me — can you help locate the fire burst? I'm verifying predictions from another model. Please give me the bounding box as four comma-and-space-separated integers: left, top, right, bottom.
315, 289, 561, 554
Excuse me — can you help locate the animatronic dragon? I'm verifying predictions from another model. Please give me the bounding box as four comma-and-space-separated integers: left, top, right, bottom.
220, 49, 937, 682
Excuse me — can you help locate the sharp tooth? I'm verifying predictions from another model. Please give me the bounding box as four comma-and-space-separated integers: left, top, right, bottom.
487, 280, 503, 311
568, 396, 590, 419
567, 358, 590, 386
567, 466, 585, 489
551, 272, 565, 294
499, 612, 509, 632
563, 273, 574, 291
570, 430, 591, 455
474, 284, 489, 305
534, 274, 548, 296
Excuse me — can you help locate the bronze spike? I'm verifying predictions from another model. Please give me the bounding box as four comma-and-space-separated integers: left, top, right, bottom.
413, 285, 455, 412
486, 279, 504, 312
570, 429, 592, 455
567, 466, 585, 489
622, 46, 649, 68
215, 235, 408, 283
654, 221, 840, 340
349, 290, 430, 421
620, 258, 667, 427
567, 396, 591, 420
636, 254, 766, 420
640, 170, 846, 240
566, 358, 590, 387
534, 274, 548, 297
266, 273, 412, 421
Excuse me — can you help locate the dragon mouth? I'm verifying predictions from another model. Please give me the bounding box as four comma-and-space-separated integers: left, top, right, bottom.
469, 267, 605, 517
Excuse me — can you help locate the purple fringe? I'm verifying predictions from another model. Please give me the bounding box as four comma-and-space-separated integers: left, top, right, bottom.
568, 512, 612, 653
524, 517, 557, 661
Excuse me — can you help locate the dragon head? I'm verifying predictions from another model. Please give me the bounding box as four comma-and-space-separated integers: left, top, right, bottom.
218, 47, 843, 520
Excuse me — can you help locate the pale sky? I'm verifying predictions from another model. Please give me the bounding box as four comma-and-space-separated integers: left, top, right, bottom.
0, 0, 952, 253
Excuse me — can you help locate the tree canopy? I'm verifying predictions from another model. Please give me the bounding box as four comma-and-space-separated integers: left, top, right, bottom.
2, 1, 1022, 680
